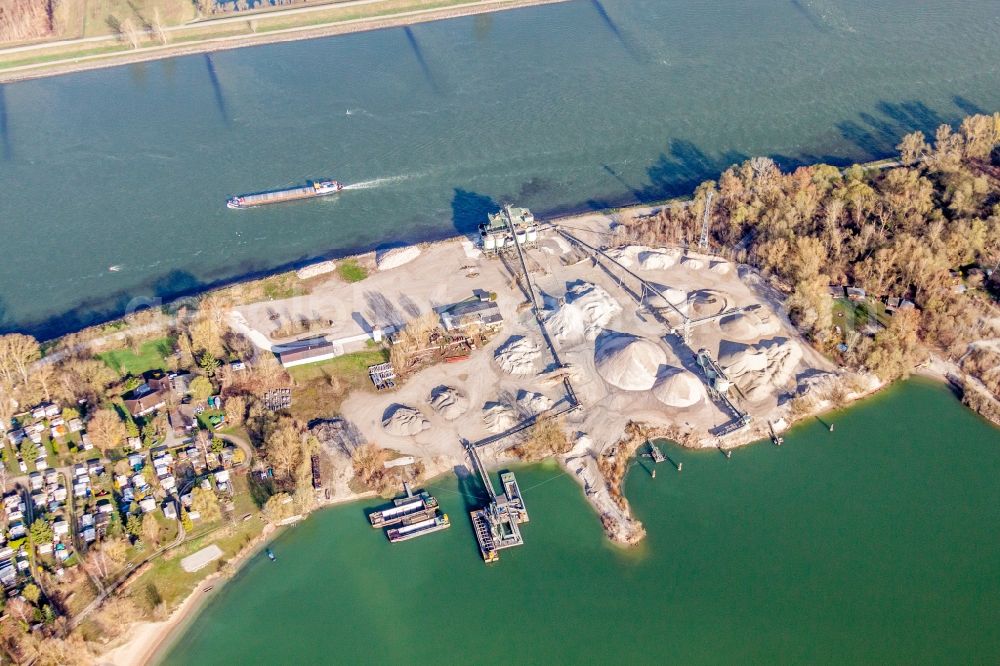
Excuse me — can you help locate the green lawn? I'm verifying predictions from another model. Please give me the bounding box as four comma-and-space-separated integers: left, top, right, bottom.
287, 348, 388, 382
197, 409, 226, 431
287, 348, 388, 421
337, 259, 368, 283
98, 337, 175, 376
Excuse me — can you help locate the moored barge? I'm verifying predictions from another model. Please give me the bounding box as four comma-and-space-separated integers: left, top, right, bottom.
387, 512, 450, 542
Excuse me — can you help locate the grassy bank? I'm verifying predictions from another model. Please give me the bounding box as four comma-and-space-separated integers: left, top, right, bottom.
0, 0, 570, 82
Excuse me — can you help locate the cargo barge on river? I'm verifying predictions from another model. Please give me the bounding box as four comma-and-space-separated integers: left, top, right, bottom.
227, 179, 343, 209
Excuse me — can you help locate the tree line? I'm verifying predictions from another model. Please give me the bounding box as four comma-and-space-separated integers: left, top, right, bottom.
627, 112, 1000, 383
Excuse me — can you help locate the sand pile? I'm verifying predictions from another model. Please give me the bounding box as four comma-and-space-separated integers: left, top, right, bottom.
606, 245, 645, 267
709, 260, 731, 274
427, 385, 470, 421
494, 335, 543, 376
643, 283, 688, 314
483, 401, 518, 433
376, 246, 421, 271
680, 256, 705, 270
718, 311, 782, 341
594, 332, 666, 391
652, 367, 706, 408
517, 390, 554, 415
719, 338, 803, 401
637, 249, 679, 270
689, 289, 728, 317
719, 342, 769, 376
296, 260, 337, 279
545, 281, 621, 346
381, 404, 430, 436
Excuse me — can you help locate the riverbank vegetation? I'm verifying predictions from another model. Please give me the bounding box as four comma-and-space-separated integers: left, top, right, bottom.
627, 112, 1000, 414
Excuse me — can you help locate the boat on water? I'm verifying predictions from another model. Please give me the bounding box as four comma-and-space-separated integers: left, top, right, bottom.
387, 512, 450, 543
266, 548, 276, 561
227, 179, 343, 209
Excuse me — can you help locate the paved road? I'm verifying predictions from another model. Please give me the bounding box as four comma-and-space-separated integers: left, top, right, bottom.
0, 0, 382, 56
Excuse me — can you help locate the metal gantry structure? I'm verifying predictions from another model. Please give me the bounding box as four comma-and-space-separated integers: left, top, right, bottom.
698, 191, 715, 250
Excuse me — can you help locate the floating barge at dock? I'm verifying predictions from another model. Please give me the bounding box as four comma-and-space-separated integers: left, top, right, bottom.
368, 484, 439, 528
387, 512, 450, 543
227, 179, 343, 209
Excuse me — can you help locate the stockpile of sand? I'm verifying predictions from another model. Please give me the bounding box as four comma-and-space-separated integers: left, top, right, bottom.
643, 283, 688, 314
652, 367, 706, 408
545, 281, 621, 346
606, 245, 645, 267
709, 260, 731, 274
483, 401, 518, 433
719, 338, 803, 401
376, 246, 421, 271
427, 385, 469, 421
517, 390, 554, 415
296, 260, 337, 279
718, 311, 781, 341
689, 289, 728, 317
594, 332, 666, 391
637, 249, 679, 270
381, 404, 430, 436
494, 335, 543, 376
680, 256, 705, 270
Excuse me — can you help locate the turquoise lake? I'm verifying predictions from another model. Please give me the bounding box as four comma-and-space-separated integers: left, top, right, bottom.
161, 380, 1000, 664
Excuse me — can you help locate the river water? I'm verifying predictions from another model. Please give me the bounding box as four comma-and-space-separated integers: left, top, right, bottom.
160, 381, 1000, 663
1, 0, 1000, 336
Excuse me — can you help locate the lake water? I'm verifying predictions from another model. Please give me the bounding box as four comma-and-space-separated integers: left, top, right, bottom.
161, 380, 1000, 664
1, 0, 1000, 337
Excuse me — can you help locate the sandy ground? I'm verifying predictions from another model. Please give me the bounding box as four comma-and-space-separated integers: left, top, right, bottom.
236, 208, 845, 542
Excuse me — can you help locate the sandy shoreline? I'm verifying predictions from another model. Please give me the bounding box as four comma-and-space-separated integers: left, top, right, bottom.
102, 486, 379, 666
0, 0, 570, 84
100, 523, 278, 666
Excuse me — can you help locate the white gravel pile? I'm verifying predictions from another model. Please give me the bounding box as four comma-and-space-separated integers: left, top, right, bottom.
516, 390, 554, 415
296, 260, 337, 279
376, 246, 422, 271
719, 338, 803, 401
637, 249, 679, 270
545, 281, 621, 347
680, 256, 705, 270
689, 289, 729, 317
718, 311, 781, 341
381, 404, 430, 436
595, 332, 667, 391
709, 260, 731, 274
652, 367, 706, 408
494, 335, 544, 376
643, 283, 688, 314
483, 401, 519, 433
427, 386, 470, 421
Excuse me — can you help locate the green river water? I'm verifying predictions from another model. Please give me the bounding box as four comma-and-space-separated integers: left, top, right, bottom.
1, 0, 1000, 336
161, 380, 1000, 664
